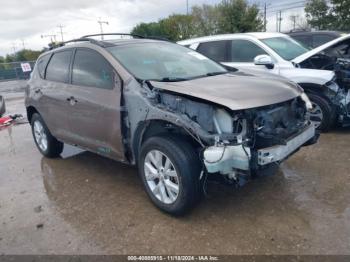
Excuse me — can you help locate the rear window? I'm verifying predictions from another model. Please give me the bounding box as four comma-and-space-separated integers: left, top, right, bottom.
46, 50, 72, 83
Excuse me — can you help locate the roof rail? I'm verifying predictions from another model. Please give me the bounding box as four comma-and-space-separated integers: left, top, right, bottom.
49, 37, 108, 50
81, 33, 171, 42
81, 33, 144, 39
48, 33, 170, 50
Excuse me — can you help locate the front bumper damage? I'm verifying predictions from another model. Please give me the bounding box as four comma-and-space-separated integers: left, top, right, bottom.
203, 123, 317, 177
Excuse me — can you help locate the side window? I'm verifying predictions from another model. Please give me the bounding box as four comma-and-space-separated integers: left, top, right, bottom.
292, 35, 313, 48
46, 50, 72, 83
72, 49, 114, 89
197, 41, 229, 62
230, 40, 267, 62
313, 34, 334, 48
37, 54, 51, 78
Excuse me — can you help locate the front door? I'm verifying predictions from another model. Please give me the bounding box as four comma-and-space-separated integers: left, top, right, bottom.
66, 48, 125, 161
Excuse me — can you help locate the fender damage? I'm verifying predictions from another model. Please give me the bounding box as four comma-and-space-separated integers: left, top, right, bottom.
122, 74, 318, 184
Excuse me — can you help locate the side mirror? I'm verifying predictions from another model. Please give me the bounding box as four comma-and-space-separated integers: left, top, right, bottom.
254, 55, 274, 69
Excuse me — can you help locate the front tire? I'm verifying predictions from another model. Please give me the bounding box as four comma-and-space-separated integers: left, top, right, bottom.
307, 93, 334, 132
138, 135, 202, 215
31, 113, 63, 158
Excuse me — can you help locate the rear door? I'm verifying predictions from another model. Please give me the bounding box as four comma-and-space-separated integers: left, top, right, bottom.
39, 49, 73, 142
66, 48, 125, 160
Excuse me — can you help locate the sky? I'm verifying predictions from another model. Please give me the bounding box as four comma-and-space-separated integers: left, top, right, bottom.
0, 0, 305, 57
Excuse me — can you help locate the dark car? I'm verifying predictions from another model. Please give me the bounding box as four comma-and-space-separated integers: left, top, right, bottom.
287, 31, 345, 49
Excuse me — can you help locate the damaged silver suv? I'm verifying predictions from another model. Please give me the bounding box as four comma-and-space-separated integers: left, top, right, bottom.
25, 34, 318, 215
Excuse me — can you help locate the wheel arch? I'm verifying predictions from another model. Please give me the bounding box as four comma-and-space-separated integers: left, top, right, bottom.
131, 119, 201, 165
26, 106, 39, 123
298, 82, 333, 104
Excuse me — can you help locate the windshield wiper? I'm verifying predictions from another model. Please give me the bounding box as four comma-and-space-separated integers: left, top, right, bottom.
148, 77, 189, 82
205, 71, 227, 76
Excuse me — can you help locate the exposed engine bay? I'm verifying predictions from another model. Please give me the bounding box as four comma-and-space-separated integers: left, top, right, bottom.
152, 90, 316, 184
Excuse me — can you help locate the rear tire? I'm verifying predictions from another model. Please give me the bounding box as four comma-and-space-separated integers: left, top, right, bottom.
31, 113, 63, 158
138, 135, 202, 216
307, 93, 334, 132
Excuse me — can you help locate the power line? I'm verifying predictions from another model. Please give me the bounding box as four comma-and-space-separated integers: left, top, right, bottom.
41, 34, 57, 43
266, 0, 306, 10
266, 4, 306, 14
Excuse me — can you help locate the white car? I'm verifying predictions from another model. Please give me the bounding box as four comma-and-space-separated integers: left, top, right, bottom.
178, 33, 345, 131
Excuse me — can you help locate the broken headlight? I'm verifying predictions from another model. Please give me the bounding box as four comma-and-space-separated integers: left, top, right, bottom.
300, 92, 313, 111
213, 109, 233, 133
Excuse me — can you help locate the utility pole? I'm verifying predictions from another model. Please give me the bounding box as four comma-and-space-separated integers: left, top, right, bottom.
276, 12, 279, 32
278, 10, 282, 32
264, 3, 267, 32
97, 18, 109, 40
11, 43, 16, 53
20, 39, 26, 50
41, 34, 57, 44
186, 0, 189, 15
57, 24, 65, 42
290, 15, 298, 30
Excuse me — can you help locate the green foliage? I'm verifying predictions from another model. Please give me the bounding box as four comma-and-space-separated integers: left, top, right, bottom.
305, 0, 350, 31
191, 4, 220, 36
1, 49, 43, 64
331, 0, 350, 30
131, 0, 263, 41
305, 0, 334, 30
217, 0, 263, 33
131, 22, 164, 38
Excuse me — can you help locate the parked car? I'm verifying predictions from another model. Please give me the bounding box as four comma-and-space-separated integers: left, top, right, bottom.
26, 34, 318, 215
178, 33, 345, 131
292, 34, 350, 126
287, 30, 344, 49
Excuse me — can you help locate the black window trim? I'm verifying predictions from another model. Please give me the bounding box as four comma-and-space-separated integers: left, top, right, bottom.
229, 38, 269, 63
70, 47, 118, 90
44, 48, 74, 84
37, 53, 52, 80
197, 40, 231, 62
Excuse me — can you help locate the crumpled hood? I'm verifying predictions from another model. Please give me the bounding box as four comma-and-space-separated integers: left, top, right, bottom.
150, 72, 302, 110
292, 34, 350, 64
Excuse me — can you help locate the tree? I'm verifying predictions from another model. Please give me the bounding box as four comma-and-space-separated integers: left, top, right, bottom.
130, 0, 264, 40
305, 0, 334, 30
331, 0, 350, 30
160, 14, 196, 41
217, 0, 264, 33
132, 15, 195, 41
131, 22, 164, 38
191, 4, 220, 36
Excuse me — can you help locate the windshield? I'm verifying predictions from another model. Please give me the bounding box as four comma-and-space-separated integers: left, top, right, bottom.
261, 37, 309, 61
107, 42, 227, 81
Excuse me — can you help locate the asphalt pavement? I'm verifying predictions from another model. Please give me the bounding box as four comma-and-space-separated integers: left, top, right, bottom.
0, 95, 349, 255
